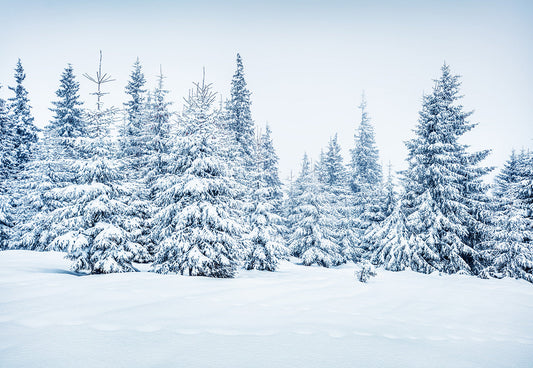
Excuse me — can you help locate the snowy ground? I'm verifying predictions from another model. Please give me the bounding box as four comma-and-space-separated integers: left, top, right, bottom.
0, 251, 532, 368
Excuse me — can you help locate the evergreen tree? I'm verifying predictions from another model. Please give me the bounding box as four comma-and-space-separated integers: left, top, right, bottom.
17, 65, 86, 250
63, 106, 143, 273
0, 92, 15, 250
135, 69, 174, 260
243, 133, 287, 271
350, 94, 384, 240
402, 63, 490, 275
8, 59, 39, 168
350, 93, 382, 192
258, 124, 283, 210
288, 154, 343, 267
494, 150, 525, 198
382, 162, 397, 219
121, 58, 147, 163
152, 76, 241, 278
0, 89, 16, 181
225, 53, 255, 182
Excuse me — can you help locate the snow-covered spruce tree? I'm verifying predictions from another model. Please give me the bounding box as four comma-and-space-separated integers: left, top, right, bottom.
366, 202, 415, 271
121, 58, 147, 168
480, 186, 533, 282
350, 93, 382, 193
258, 124, 284, 213
350, 94, 384, 238
58, 56, 145, 273
151, 76, 242, 278
381, 162, 397, 219
494, 150, 522, 198
288, 154, 343, 267
8, 59, 39, 169
0, 91, 16, 250
16, 64, 87, 251
224, 53, 256, 185
133, 69, 174, 260
402, 63, 491, 275
317, 135, 357, 262
243, 132, 287, 271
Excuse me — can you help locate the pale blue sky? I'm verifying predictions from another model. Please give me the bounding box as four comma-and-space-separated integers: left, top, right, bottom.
1, 0, 532, 179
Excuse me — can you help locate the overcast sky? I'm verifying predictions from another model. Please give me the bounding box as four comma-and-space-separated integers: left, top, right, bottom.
1, 0, 532, 180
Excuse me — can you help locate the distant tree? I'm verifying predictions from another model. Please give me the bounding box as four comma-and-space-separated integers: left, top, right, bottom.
0, 92, 15, 250
350, 94, 384, 239
16, 64, 86, 251
288, 154, 343, 267
121, 57, 147, 165
349, 93, 382, 193
243, 132, 287, 271
225, 53, 255, 185
8, 59, 39, 168
152, 75, 242, 278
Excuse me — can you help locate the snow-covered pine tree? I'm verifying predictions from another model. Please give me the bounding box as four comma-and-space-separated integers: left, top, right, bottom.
152, 75, 241, 278
317, 135, 357, 262
16, 64, 86, 251
481, 151, 533, 282
224, 53, 256, 185
8, 59, 39, 169
258, 124, 284, 212
350, 94, 384, 236
494, 150, 524, 198
382, 162, 397, 219
0, 91, 15, 250
402, 63, 490, 275
350, 93, 382, 193
243, 131, 287, 271
366, 202, 414, 271
58, 57, 144, 273
121, 58, 147, 167
132, 68, 174, 260
288, 153, 343, 267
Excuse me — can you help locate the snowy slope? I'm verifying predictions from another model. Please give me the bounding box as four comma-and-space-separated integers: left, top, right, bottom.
0, 250, 532, 368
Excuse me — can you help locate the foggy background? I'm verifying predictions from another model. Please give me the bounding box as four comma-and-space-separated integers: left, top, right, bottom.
1, 0, 532, 180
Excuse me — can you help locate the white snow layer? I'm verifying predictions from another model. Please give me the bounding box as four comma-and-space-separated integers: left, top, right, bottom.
0, 250, 532, 368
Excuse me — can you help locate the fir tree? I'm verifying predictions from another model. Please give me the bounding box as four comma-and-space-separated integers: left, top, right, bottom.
16, 65, 86, 251
243, 133, 287, 271
225, 53, 255, 182
366, 202, 415, 271
121, 58, 147, 164
350, 93, 382, 192
152, 75, 241, 278
350, 94, 384, 241
8, 59, 39, 168
288, 154, 343, 267
63, 106, 143, 274
402, 63, 490, 275
0, 92, 15, 250
258, 124, 283, 210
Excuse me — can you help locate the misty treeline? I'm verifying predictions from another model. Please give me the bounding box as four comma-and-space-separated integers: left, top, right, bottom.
0, 54, 531, 282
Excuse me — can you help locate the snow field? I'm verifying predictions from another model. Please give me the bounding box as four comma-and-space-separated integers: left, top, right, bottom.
1, 250, 532, 367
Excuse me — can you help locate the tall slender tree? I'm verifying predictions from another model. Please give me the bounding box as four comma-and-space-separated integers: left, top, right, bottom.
225, 53, 255, 183
17, 64, 86, 250
8, 59, 38, 168
121, 58, 147, 164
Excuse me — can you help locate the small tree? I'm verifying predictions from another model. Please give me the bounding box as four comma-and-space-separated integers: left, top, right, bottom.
289, 154, 343, 267
243, 132, 287, 271
8, 59, 39, 169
